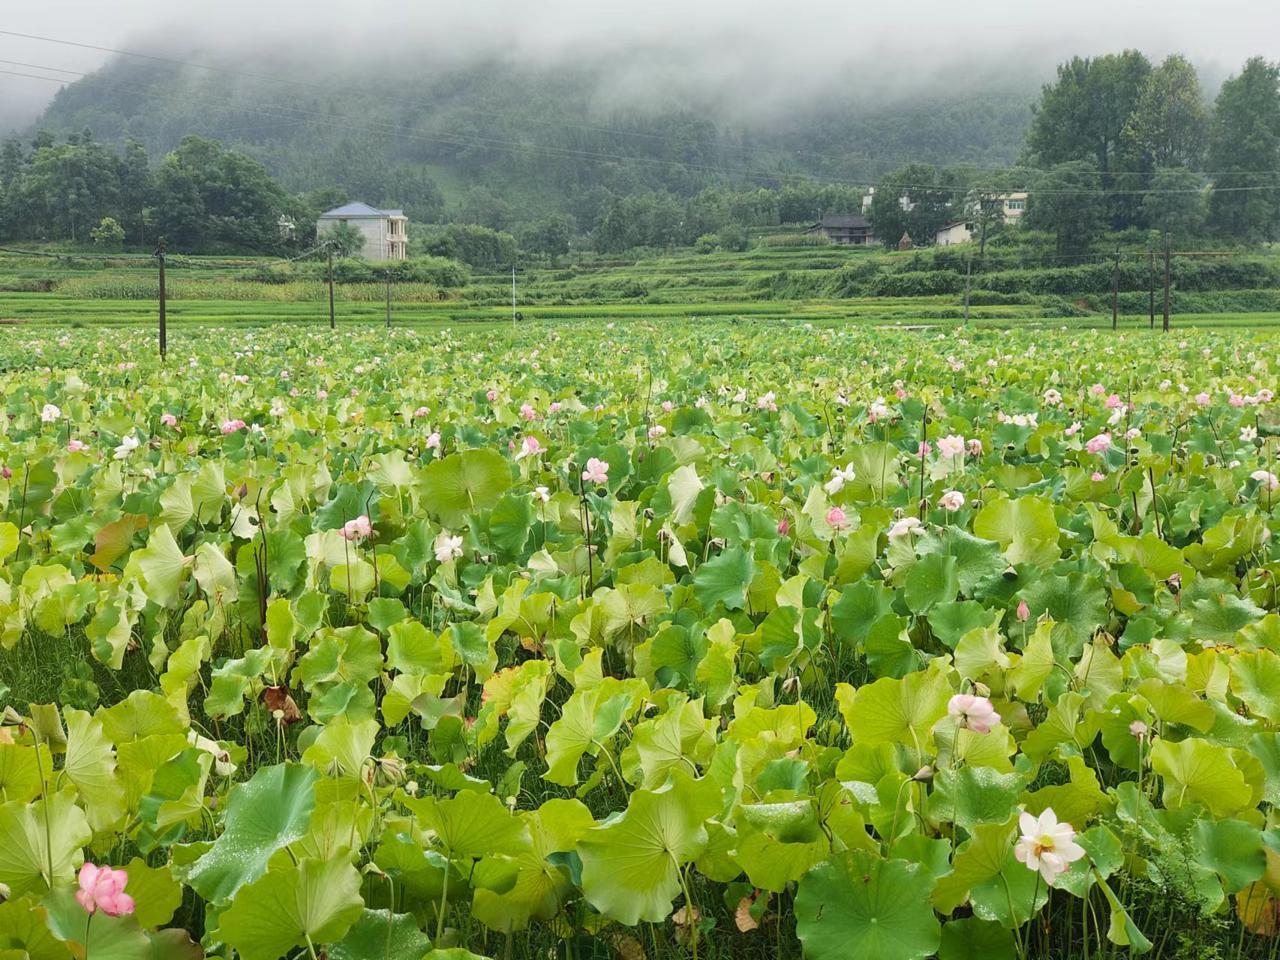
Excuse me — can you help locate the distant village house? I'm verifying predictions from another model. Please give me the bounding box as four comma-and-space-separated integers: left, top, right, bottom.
804, 213, 874, 246
316, 202, 408, 260
933, 191, 1030, 246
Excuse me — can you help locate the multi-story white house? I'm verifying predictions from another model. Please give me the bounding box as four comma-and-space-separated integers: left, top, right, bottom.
316, 202, 408, 260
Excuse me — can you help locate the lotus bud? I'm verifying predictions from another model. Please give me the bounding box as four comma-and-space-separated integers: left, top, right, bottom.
912, 765, 934, 782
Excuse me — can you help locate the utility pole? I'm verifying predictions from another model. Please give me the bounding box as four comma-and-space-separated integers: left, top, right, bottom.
962, 253, 972, 324
327, 244, 335, 330
155, 236, 167, 360
1111, 246, 1120, 331
1148, 249, 1156, 329
1162, 235, 1171, 333
511, 264, 517, 326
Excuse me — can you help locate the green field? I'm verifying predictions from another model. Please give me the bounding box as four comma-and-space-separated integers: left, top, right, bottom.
4, 240, 1279, 332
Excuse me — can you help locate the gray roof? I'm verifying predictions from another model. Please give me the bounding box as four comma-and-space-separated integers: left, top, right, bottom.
816, 213, 870, 229
318, 202, 405, 219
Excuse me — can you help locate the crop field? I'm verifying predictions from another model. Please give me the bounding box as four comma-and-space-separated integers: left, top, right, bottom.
3, 317, 1280, 960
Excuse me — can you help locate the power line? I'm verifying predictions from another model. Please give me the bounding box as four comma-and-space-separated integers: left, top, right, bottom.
4, 64, 1278, 202
4, 29, 1280, 181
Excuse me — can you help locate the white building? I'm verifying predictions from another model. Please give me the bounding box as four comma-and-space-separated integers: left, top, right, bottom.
316, 202, 408, 260
935, 221, 973, 246
980, 192, 1028, 223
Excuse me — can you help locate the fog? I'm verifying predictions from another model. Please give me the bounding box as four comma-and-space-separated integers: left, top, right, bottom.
3, 0, 1277, 133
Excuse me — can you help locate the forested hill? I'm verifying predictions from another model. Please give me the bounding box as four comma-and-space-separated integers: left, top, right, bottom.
31, 55, 1036, 227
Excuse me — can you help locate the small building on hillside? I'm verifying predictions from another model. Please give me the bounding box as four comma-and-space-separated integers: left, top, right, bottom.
804, 213, 874, 246
316, 202, 408, 260
935, 221, 973, 246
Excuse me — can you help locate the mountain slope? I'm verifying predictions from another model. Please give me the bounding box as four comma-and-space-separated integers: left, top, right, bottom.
32, 55, 1037, 226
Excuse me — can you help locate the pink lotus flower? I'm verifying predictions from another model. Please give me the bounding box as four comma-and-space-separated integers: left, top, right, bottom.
825, 506, 850, 531
661, 401, 674, 413
582, 457, 609, 486
936, 435, 966, 460
340, 515, 372, 541
940, 490, 965, 512
1016, 599, 1030, 622
757, 391, 778, 412
1251, 470, 1280, 491
1194, 392, 1211, 406
413, 406, 429, 418
316, 390, 328, 401
220, 419, 247, 435
916, 441, 933, 457
888, 516, 923, 540
549, 401, 562, 414
1064, 422, 1082, 437
160, 413, 178, 427
425, 431, 442, 450
515, 436, 542, 460
966, 438, 983, 457
1043, 389, 1062, 406
1104, 393, 1122, 409
1230, 394, 1245, 408
948, 693, 1000, 734
519, 403, 538, 421
67, 439, 87, 453
1091, 471, 1106, 482
777, 517, 790, 536
76, 864, 134, 917
1089, 383, 1106, 396
1014, 808, 1086, 886
1084, 433, 1111, 454
40, 403, 61, 423
486, 388, 498, 402
648, 425, 667, 439
1129, 720, 1148, 739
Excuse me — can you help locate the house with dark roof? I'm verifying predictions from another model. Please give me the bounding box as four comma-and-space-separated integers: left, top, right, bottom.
316, 202, 408, 260
804, 213, 874, 246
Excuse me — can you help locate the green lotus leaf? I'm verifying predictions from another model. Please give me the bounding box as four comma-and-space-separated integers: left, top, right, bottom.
0, 793, 91, 897
1150, 738, 1253, 818
795, 850, 941, 960
186, 763, 318, 902
692, 546, 755, 612
577, 769, 720, 924
218, 857, 364, 960
327, 909, 432, 960
421, 449, 512, 527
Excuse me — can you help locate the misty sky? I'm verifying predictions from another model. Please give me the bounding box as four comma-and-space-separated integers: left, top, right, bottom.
3, 0, 1279, 132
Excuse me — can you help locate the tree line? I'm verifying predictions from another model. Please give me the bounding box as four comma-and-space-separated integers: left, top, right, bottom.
2, 52, 1277, 257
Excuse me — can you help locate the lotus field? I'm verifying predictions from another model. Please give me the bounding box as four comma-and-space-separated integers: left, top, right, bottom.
7, 320, 1280, 960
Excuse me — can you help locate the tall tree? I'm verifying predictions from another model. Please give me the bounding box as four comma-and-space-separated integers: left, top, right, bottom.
1207, 57, 1280, 241
1024, 161, 1106, 256
1027, 51, 1152, 181
1125, 55, 1209, 169
151, 136, 287, 251
1142, 166, 1207, 239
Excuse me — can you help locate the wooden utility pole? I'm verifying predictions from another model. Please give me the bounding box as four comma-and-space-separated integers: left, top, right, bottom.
962, 254, 972, 324
1111, 247, 1120, 330
1148, 250, 1156, 329
155, 236, 167, 360
327, 245, 336, 330
1162, 236, 1171, 333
